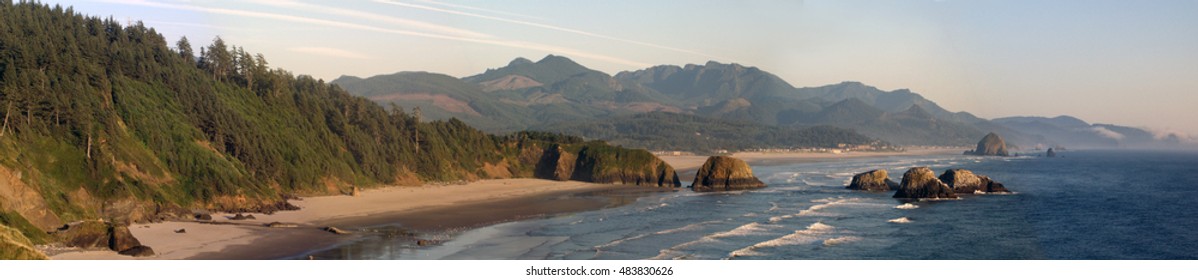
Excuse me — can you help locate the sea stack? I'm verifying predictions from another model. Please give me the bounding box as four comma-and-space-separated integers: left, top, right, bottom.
1046, 148, 1056, 157
938, 169, 1010, 194
893, 167, 957, 199
966, 132, 1009, 156
691, 156, 766, 192
846, 169, 899, 192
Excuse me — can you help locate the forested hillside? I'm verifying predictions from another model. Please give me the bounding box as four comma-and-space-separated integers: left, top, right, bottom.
0, 2, 676, 246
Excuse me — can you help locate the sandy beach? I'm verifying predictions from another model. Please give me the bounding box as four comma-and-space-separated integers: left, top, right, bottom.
48, 179, 644, 260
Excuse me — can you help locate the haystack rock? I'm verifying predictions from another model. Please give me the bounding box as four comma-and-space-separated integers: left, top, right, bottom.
938, 169, 1010, 194
965, 132, 1009, 156
893, 167, 957, 199
846, 169, 899, 192
690, 156, 766, 192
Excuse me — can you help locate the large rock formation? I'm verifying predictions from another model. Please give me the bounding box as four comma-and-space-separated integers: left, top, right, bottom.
533, 143, 681, 187
691, 156, 766, 192
846, 169, 899, 192
1046, 148, 1056, 158
893, 167, 957, 199
938, 169, 1010, 194
54, 220, 155, 256
965, 132, 1009, 156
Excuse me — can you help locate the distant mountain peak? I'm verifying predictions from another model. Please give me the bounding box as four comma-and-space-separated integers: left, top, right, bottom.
508, 57, 533, 67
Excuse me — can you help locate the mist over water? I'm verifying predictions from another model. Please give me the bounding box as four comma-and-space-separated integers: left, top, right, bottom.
313, 150, 1198, 260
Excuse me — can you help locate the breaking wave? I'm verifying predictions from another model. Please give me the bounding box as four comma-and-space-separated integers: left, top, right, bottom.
727, 222, 835, 258
894, 203, 919, 209
823, 236, 862, 246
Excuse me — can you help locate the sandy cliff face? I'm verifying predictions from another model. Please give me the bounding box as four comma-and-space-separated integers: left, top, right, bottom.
690, 156, 766, 192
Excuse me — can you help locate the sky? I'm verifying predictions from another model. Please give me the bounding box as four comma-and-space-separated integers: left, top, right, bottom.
54, 0, 1198, 136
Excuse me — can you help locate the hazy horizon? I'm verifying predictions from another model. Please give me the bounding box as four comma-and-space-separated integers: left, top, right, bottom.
59, 0, 1198, 138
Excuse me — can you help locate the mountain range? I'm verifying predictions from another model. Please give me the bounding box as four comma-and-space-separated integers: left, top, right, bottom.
334, 55, 1180, 149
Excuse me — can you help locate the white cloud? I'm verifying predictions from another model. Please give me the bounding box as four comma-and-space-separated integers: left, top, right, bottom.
249, 0, 491, 39
288, 47, 370, 59
99, 0, 651, 68
374, 0, 726, 61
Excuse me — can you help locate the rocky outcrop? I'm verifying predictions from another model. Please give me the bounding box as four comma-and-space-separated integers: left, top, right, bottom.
845, 169, 899, 192
1046, 148, 1056, 157
965, 132, 1009, 156
119, 245, 155, 257
534, 145, 577, 181
108, 225, 142, 252
53, 221, 151, 256
893, 167, 957, 199
533, 144, 681, 187
938, 169, 1010, 194
691, 156, 766, 192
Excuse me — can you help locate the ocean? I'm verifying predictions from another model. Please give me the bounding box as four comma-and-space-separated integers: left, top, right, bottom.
309, 150, 1198, 260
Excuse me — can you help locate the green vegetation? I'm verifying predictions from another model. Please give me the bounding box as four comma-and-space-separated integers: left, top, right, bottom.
0, 223, 47, 260
0, 2, 672, 243
543, 112, 880, 153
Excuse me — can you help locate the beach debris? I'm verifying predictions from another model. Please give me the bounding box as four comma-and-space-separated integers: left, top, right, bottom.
194, 213, 213, 221
416, 239, 441, 246
322, 226, 352, 235
228, 213, 257, 220
264, 222, 299, 228
174, 228, 187, 233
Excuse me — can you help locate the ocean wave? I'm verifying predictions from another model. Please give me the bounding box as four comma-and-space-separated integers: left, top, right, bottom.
668, 222, 781, 252
798, 197, 888, 216
638, 203, 670, 212
894, 203, 919, 209
822, 236, 862, 246
726, 222, 835, 258
655, 220, 722, 235
768, 214, 794, 223
888, 217, 912, 224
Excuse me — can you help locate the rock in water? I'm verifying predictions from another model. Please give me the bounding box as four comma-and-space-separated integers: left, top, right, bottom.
938, 169, 1011, 194
846, 169, 899, 191
1046, 148, 1056, 158
893, 167, 957, 199
965, 132, 1009, 156
322, 226, 352, 235
691, 156, 766, 192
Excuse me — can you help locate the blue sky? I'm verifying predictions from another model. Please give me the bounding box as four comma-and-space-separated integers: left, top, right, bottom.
55, 0, 1198, 136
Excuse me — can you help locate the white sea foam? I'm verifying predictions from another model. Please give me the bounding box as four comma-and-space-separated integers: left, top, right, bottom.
888, 217, 912, 224
894, 203, 919, 210
638, 203, 669, 212
707, 222, 775, 239
822, 236, 862, 246
726, 222, 835, 258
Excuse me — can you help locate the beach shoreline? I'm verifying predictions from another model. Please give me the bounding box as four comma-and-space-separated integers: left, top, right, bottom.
48, 179, 656, 260
47, 147, 963, 260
